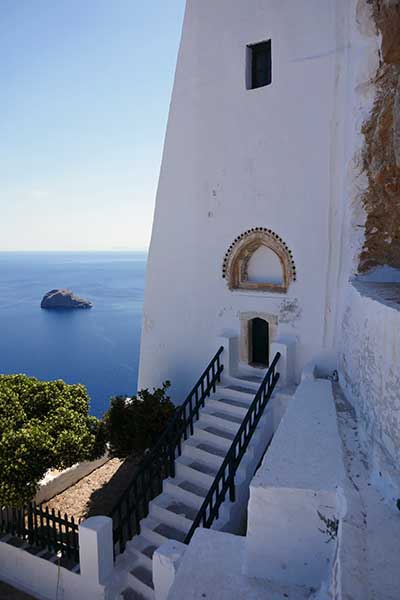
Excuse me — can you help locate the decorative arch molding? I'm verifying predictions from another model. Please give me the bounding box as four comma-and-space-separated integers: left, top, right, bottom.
222, 228, 296, 293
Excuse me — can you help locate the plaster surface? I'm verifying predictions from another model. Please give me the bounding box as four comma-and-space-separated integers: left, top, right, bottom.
153, 540, 186, 600
139, 0, 349, 399
340, 281, 400, 497
251, 379, 344, 491
330, 383, 400, 600
0, 540, 105, 600
168, 529, 310, 600
244, 378, 344, 586
79, 517, 114, 586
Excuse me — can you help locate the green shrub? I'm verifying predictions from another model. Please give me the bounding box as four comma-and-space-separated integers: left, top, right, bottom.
0, 374, 105, 506
103, 381, 175, 458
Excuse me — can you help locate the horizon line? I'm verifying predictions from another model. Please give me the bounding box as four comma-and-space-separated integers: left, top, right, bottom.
0, 248, 149, 253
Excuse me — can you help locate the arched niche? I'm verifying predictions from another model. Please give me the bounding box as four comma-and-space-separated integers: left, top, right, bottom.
247, 246, 283, 284
222, 228, 296, 293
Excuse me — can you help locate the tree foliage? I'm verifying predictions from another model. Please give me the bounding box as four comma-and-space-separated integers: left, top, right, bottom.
104, 381, 175, 458
0, 374, 106, 507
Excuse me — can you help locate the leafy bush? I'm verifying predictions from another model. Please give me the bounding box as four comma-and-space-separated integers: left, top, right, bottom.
104, 381, 175, 458
0, 374, 106, 506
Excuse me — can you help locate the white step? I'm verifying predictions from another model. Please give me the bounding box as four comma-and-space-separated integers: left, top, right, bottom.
232, 374, 263, 390
140, 516, 187, 546
236, 362, 267, 379
122, 586, 152, 600
200, 408, 242, 434
216, 385, 254, 406
197, 418, 236, 441
149, 494, 194, 532
218, 383, 255, 401
127, 564, 154, 600
175, 457, 216, 488
164, 477, 207, 509
126, 535, 158, 571
194, 422, 234, 450
140, 517, 169, 546
206, 397, 248, 418
183, 438, 225, 467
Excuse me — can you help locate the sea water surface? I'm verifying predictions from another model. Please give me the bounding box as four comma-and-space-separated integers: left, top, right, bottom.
0, 251, 146, 417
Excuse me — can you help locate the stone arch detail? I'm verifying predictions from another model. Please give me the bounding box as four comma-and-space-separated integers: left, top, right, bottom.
222, 228, 296, 293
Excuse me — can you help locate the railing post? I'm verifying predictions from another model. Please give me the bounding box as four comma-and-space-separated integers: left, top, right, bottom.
183, 404, 188, 441
195, 387, 200, 420
169, 444, 176, 478
212, 361, 216, 393
189, 395, 194, 435
229, 457, 235, 502
27, 504, 33, 544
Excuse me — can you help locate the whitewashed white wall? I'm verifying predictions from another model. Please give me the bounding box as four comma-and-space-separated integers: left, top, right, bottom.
332, 0, 400, 497
340, 283, 400, 498
0, 517, 114, 600
139, 0, 348, 400
0, 541, 105, 600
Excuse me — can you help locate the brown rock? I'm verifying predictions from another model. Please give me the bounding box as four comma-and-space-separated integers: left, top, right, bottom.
40, 289, 93, 310
359, 2, 400, 272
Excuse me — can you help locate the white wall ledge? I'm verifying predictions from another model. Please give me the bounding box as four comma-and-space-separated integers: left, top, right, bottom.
35, 454, 109, 504
244, 377, 346, 586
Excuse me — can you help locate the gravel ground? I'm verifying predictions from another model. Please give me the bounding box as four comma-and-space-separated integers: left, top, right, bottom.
44, 456, 140, 521
0, 582, 37, 600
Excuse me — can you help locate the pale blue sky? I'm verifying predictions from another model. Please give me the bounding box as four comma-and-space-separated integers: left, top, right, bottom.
0, 1, 185, 250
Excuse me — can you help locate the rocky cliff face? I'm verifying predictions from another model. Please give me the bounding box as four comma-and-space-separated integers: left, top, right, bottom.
41, 289, 93, 309
359, 0, 400, 272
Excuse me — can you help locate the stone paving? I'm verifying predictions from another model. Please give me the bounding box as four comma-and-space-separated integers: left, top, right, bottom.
0, 582, 37, 600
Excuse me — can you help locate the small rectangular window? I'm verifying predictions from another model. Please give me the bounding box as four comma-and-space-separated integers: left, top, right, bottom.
247, 40, 272, 90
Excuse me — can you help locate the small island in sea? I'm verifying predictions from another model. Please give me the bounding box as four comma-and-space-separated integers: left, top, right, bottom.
41, 289, 93, 310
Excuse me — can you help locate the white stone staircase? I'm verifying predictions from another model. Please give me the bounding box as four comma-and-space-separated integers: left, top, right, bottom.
109, 372, 275, 600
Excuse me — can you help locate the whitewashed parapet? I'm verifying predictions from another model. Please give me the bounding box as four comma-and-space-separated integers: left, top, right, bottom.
244, 378, 345, 587
79, 516, 114, 586
35, 454, 109, 504
153, 540, 187, 600
0, 537, 106, 600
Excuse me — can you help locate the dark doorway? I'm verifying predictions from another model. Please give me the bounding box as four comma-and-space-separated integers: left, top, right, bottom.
251, 318, 269, 366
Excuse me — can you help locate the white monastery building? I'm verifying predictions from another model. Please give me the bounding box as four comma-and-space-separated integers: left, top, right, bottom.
1, 1, 399, 599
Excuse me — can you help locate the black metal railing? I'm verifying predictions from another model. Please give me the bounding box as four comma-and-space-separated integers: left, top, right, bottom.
0, 503, 80, 562
184, 352, 281, 544
110, 346, 224, 555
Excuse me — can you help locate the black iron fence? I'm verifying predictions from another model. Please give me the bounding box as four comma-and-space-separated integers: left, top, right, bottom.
184, 351, 281, 543
0, 503, 80, 562
110, 346, 224, 555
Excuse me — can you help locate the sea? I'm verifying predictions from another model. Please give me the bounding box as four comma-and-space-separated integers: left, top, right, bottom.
0, 251, 146, 418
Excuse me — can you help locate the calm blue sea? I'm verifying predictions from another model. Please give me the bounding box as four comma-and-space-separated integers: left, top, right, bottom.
0, 251, 146, 417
